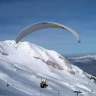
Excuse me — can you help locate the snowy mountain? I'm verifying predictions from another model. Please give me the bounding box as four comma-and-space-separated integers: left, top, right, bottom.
0, 40, 96, 96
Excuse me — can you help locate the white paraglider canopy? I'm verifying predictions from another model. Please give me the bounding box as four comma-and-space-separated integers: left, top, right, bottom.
15, 21, 81, 43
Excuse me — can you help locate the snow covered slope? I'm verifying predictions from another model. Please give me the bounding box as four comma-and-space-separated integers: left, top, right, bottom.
0, 40, 96, 96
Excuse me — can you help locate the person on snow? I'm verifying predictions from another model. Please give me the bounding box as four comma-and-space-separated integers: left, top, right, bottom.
40, 80, 48, 88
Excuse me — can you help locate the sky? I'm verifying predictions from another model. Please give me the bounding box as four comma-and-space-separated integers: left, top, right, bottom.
0, 0, 96, 55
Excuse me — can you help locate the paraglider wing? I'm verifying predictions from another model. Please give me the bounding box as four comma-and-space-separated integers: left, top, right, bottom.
15, 22, 81, 43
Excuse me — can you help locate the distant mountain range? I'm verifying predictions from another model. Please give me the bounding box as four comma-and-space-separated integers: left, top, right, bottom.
66, 54, 96, 76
